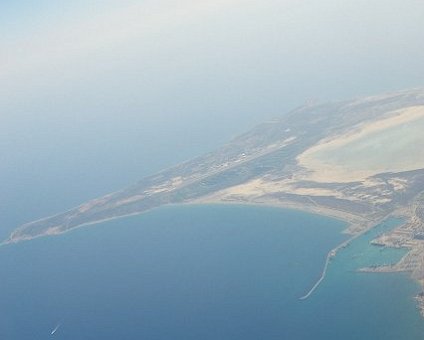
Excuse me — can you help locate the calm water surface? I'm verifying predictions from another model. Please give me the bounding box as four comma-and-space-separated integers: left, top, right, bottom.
0, 205, 423, 339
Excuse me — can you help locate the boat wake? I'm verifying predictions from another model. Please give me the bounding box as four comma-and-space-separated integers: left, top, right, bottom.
51, 322, 61, 335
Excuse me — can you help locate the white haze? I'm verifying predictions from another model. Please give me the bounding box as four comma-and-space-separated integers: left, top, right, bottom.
0, 0, 423, 224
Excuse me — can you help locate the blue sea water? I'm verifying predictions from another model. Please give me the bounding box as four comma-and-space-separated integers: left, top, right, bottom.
0, 204, 423, 339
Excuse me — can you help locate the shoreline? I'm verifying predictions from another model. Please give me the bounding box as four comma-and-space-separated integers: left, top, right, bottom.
5, 197, 371, 245
188, 198, 373, 234
5, 197, 423, 315
189, 198, 394, 301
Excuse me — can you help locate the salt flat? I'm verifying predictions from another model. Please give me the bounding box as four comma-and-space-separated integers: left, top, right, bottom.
297, 106, 424, 182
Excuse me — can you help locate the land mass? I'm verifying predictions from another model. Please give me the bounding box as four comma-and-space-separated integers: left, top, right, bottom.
6, 88, 424, 312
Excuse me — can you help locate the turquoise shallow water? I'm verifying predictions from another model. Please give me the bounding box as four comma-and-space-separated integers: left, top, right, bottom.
300, 218, 424, 339
0, 205, 423, 339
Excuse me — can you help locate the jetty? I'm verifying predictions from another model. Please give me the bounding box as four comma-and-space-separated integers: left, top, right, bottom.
298, 227, 370, 300
299, 249, 335, 300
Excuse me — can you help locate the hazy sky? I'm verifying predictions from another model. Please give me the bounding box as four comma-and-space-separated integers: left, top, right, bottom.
1, 0, 424, 222
2, 1, 423, 118
2, 1, 424, 121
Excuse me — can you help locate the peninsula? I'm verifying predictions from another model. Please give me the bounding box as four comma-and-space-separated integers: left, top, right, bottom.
7, 88, 424, 311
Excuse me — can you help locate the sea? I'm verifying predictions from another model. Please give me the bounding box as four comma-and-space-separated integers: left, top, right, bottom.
0, 204, 424, 339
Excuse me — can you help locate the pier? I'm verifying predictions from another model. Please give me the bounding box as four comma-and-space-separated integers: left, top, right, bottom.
299, 248, 335, 300
298, 228, 369, 300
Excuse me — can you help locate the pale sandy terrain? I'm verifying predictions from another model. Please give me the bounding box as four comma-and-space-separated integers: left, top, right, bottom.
297, 106, 424, 182
206, 178, 348, 200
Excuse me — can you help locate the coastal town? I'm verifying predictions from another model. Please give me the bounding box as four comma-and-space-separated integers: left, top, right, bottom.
359, 193, 424, 315
7, 89, 424, 317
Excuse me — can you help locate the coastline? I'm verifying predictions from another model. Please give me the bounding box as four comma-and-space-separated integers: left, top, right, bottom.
5, 196, 371, 245
5, 197, 424, 317
189, 197, 376, 234
190, 198, 421, 303
188, 198, 395, 300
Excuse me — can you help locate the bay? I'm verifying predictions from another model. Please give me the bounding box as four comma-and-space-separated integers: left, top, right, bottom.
0, 205, 423, 339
